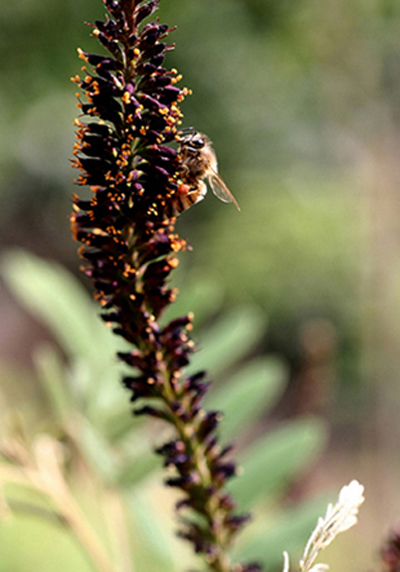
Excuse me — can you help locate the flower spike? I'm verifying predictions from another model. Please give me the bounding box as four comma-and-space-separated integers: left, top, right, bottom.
71, 1, 255, 571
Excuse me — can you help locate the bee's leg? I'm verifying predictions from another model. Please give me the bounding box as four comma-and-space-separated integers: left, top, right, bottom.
191, 181, 207, 205
179, 163, 190, 178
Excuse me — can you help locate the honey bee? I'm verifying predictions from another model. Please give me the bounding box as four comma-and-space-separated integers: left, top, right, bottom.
173, 130, 240, 214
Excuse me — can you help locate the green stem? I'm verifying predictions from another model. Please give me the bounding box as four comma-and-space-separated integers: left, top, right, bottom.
160, 368, 233, 572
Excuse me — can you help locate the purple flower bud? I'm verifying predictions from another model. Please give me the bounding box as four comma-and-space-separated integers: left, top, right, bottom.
135, 1, 158, 26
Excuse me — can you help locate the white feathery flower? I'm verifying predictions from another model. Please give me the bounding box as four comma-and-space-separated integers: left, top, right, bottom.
283, 551, 290, 572
281, 480, 364, 572
308, 565, 329, 572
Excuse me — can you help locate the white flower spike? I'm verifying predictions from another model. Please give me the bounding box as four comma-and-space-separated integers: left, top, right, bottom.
282, 480, 365, 572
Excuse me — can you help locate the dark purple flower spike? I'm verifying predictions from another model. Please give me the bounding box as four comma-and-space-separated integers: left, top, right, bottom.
381, 527, 400, 572
71, 2, 259, 571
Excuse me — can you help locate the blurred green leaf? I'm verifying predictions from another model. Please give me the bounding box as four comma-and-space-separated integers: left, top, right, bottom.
162, 270, 224, 329
229, 418, 328, 510
2, 482, 57, 514
0, 516, 93, 572
32, 343, 71, 423
78, 419, 118, 484
100, 403, 143, 444
1, 250, 132, 416
83, 361, 131, 424
128, 492, 177, 571
234, 494, 331, 570
187, 306, 266, 377
1, 249, 114, 363
206, 357, 287, 442
67, 358, 96, 406
117, 453, 160, 488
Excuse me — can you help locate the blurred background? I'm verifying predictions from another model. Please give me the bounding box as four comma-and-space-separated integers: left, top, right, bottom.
1, 0, 400, 571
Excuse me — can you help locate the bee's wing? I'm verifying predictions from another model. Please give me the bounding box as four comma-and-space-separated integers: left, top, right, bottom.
208, 169, 241, 211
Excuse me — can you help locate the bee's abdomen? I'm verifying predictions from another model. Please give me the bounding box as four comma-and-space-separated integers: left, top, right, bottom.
167, 182, 207, 217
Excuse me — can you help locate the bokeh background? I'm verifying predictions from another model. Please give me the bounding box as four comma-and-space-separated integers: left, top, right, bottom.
1, 0, 400, 571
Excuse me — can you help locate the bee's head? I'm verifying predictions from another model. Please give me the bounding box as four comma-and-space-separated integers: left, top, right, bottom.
179, 129, 207, 152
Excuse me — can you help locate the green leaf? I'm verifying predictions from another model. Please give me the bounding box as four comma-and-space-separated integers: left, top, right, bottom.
206, 357, 287, 442
117, 453, 160, 488
0, 516, 93, 572
83, 361, 130, 422
2, 482, 58, 514
234, 495, 331, 570
1, 249, 116, 368
67, 357, 95, 406
78, 418, 118, 483
187, 306, 266, 377
228, 417, 328, 510
1, 250, 128, 410
162, 270, 224, 330
100, 402, 143, 444
32, 343, 72, 423
128, 492, 177, 570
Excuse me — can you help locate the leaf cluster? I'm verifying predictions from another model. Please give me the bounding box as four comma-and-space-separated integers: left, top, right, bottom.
0, 250, 328, 571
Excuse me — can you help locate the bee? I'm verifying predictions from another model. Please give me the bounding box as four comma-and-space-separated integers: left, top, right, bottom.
173, 130, 240, 214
